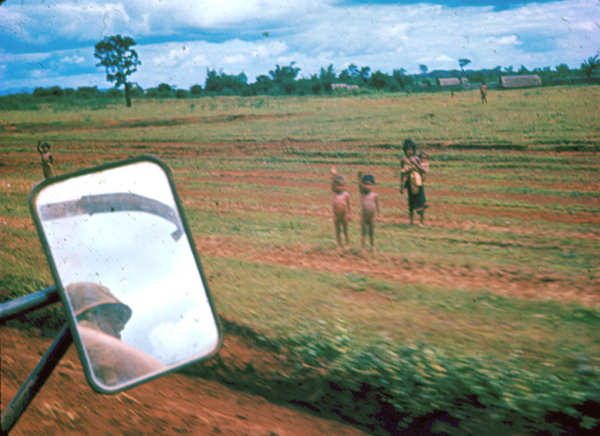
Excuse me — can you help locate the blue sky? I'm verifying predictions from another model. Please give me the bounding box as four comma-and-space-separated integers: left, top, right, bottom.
0, 0, 598, 93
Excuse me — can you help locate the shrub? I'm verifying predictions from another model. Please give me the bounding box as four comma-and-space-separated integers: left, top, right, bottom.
73, 86, 103, 100
130, 86, 144, 98
388, 81, 401, 92
0, 93, 39, 111
176, 89, 189, 99
48, 86, 64, 98
190, 84, 203, 96
105, 88, 124, 99
284, 331, 600, 431
33, 87, 51, 98
157, 83, 173, 97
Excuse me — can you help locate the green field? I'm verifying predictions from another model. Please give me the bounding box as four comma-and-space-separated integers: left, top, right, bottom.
1, 86, 599, 434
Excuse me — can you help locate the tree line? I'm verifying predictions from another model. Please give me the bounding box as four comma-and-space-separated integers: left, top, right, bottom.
1, 34, 599, 110
148, 55, 600, 98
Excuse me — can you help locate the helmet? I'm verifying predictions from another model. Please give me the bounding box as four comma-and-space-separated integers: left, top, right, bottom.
65, 282, 132, 324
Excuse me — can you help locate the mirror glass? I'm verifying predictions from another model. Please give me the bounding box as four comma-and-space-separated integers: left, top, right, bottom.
31, 158, 220, 392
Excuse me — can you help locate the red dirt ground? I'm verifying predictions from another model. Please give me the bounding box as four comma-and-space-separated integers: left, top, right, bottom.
1, 325, 370, 436
2, 143, 598, 435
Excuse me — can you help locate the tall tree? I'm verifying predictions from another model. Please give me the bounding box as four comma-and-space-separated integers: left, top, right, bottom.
581, 55, 600, 78
392, 68, 407, 88
368, 71, 390, 90
555, 64, 571, 79
269, 63, 301, 94
458, 58, 471, 72
359, 66, 371, 83
339, 64, 370, 85
319, 64, 336, 82
94, 35, 141, 107
319, 64, 337, 92
205, 69, 248, 94
269, 62, 301, 83
419, 64, 428, 75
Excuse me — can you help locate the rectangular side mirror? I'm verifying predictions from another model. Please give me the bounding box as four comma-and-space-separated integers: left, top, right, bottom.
29, 155, 222, 393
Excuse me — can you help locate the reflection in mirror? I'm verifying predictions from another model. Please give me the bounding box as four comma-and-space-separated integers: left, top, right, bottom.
32, 158, 220, 392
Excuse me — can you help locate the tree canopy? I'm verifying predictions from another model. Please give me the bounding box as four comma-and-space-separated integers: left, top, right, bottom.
581, 55, 600, 78
459, 59, 471, 71
94, 35, 141, 107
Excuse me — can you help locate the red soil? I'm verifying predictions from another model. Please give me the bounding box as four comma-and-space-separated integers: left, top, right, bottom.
1, 142, 598, 435
1, 326, 369, 436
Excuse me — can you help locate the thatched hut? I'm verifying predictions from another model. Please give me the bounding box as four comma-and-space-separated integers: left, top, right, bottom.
438, 78, 461, 86
500, 75, 542, 88
331, 83, 359, 91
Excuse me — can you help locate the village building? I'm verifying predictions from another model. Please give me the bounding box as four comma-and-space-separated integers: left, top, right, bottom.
438, 78, 461, 86
500, 75, 542, 88
331, 83, 359, 91
437, 77, 469, 87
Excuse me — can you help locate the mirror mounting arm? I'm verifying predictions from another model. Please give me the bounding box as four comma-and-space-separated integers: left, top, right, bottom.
0, 286, 60, 323
0, 324, 73, 435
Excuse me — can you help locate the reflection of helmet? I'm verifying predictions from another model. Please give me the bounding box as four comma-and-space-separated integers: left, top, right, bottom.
65, 282, 132, 324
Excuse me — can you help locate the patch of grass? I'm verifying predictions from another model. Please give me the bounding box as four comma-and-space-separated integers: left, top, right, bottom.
1, 86, 598, 146
204, 256, 600, 426
1, 89, 599, 432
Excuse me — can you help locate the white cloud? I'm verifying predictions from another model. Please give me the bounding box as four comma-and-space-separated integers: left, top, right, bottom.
60, 55, 86, 64
437, 55, 454, 63
148, 305, 219, 365
495, 35, 521, 46
1, 0, 598, 90
133, 39, 289, 87
29, 69, 52, 79
152, 47, 190, 68
0, 51, 53, 64
223, 54, 247, 65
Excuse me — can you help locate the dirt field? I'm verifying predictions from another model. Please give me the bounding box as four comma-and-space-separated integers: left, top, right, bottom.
1, 92, 599, 435
1, 324, 373, 436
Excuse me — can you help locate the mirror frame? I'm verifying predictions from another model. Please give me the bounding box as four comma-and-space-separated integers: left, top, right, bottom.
29, 154, 222, 394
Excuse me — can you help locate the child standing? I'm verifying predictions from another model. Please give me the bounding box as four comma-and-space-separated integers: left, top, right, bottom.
331, 167, 351, 250
480, 82, 488, 104
358, 171, 380, 252
400, 139, 428, 226
37, 141, 55, 179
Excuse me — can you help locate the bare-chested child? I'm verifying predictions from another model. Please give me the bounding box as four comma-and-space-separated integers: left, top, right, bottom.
480, 81, 488, 104
37, 141, 55, 179
331, 167, 351, 250
357, 171, 380, 252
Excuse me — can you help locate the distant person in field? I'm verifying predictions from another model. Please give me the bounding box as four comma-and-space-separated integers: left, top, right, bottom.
400, 139, 429, 226
37, 141, 55, 178
357, 171, 380, 253
480, 81, 488, 104
331, 167, 351, 250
